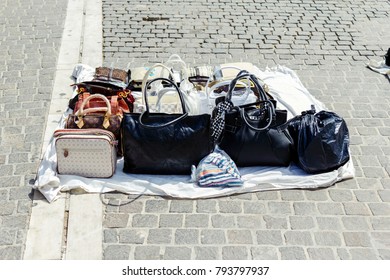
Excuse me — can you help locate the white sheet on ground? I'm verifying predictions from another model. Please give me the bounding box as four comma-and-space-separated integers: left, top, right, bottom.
34, 65, 355, 203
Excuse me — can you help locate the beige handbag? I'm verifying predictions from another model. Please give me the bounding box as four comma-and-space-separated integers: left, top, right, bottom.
54, 129, 117, 178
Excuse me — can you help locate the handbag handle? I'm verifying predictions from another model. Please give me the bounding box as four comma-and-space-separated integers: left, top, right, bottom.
77, 93, 112, 116
226, 71, 269, 102
139, 77, 189, 129
165, 54, 187, 72
227, 72, 275, 131
76, 94, 112, 129
205, 66, 251, 96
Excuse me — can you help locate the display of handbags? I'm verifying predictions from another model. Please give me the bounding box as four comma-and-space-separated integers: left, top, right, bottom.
54, 60, 351, 180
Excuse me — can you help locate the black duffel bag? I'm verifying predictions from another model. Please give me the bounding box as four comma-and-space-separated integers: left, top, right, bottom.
287, 106, 350, 174
121, 77, 212, 175
211, 71, 293, 167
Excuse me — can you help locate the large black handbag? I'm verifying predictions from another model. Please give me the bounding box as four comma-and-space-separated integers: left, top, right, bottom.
121, 77, 212, 175
212, 71, 293, 167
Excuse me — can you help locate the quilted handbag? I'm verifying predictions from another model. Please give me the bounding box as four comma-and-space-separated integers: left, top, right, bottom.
212, 71, 293, 167
121, 77, 212, 175
54, 129, 117, 178
65, 94, 122, 142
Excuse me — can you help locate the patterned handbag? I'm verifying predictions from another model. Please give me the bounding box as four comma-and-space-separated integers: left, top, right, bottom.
69, 81, 134, 113
65, 94, 122, 142
54, 129, 117, 178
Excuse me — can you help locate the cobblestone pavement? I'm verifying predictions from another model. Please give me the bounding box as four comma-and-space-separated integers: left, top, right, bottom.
0, 0, 68, 259
101, 0, 390, 260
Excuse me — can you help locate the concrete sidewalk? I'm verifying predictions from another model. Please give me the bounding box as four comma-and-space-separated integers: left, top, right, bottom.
1, 0, 390, 260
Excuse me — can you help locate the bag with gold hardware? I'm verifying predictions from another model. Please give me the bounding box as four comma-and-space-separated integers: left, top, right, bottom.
65, 94, 122, 154
54, 128, 117, 178
69, 81, 134, 113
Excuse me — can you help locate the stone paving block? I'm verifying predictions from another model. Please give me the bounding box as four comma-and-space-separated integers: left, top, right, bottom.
251, 246, 279, 260
145, 199, 169, 213
328, 189, 354, 202
175, 229, 199, 244
343, 202, 370, 216
344, 232, 373, 247
317, 202, 345, 215
314, 232, 343, 246
289, 216, 315, 230
237, 215, 263, 228
256, 230, 284, 246
185, 214, 209, 228
219, 200, 242, 213
131, 214, 158, 228
349, 248, 379, 260
163, 246, 192, 260
119, 229, 147, 244
304, 189, 330, 201
368, 203, 390, 215
194, 246, 219, 260
293, 202, 318, 215
118, 200, 144, 213
227, 230, 253, 244
200, 229, 226, 245
103, 245, 131, 260
0, 202, 15, 215
243, 201, 266, 214
267, 201, 292, 215
196, 199, 217, 213
222, 246, 248, 260
263, 215, 288, 229
211, 214, 236, 228
371, 217, 390, 230
378, 249, 390, 260
279, 247, 307, 260
147, 229, 172, 244
341, 216, 371, 231
0, 229, 15, 246
104, 213, 129, 228
133, 246, 161, 260
284, 231, 314, 246
159, 214, 183, 228
316, 217, 342, 231
0, 246, 22, 260
307, 248, 336, 260
169, 200, 194, 213
103, 229, 118, 243
1, 215, 28, 230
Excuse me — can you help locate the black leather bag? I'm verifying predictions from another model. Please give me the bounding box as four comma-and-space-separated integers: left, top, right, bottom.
121, 77, 212, 175
212, 71, 293, 167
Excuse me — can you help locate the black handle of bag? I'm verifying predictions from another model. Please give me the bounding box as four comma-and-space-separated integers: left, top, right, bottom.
226, 71, 276, 131
240, 100, 275, 131
139, 77, 188, 129
226, 71, 268, 101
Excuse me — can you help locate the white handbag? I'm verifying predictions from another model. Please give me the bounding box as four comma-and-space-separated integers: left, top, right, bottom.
54, 129, 117, 178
